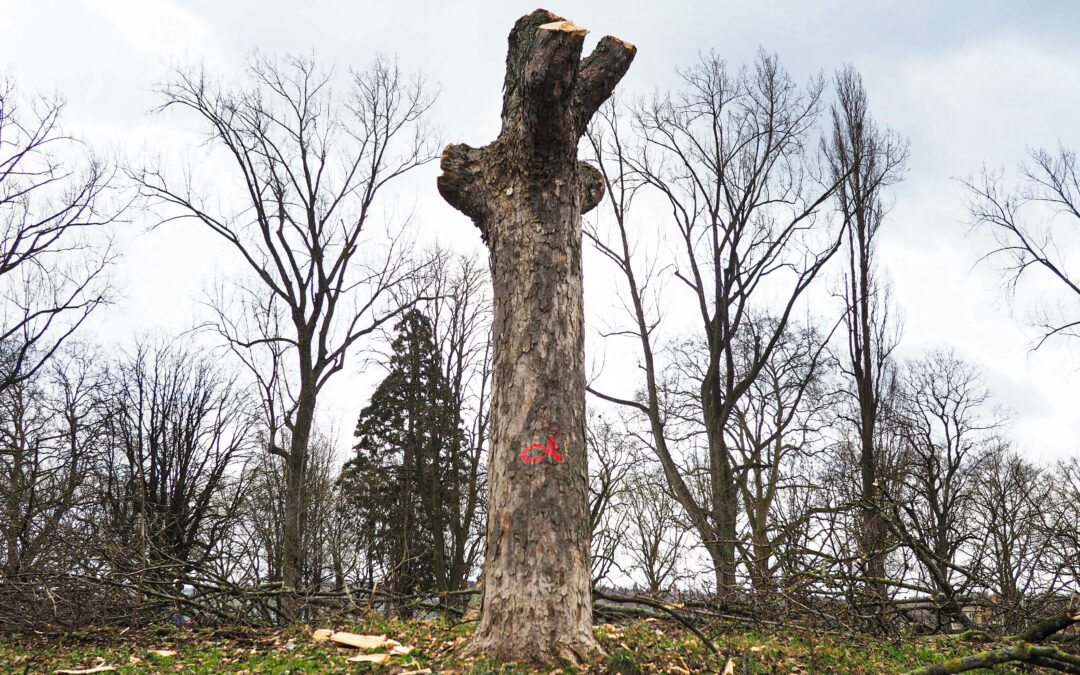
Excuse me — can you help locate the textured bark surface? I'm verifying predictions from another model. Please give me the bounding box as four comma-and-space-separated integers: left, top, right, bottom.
437, 9, 634, 664
284, 372, 315, 601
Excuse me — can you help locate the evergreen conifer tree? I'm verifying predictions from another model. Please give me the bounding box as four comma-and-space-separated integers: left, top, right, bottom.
340, 310, 466, 604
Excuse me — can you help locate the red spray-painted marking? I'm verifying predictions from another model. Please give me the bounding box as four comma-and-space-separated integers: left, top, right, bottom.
520, 437, 563, 464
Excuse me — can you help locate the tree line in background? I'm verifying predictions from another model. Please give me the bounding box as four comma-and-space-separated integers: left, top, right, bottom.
1, 50, 1078, 643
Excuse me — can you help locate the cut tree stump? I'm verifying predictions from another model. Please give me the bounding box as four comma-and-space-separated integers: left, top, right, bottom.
437, 7, 635, 664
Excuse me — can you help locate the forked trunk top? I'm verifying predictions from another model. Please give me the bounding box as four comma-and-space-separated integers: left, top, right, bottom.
437, 9, 634, 239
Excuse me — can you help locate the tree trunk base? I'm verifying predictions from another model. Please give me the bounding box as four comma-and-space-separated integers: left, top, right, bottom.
463, 625, 603, 665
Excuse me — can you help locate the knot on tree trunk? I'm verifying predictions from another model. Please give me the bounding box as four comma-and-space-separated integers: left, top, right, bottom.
578, 161, 605, 214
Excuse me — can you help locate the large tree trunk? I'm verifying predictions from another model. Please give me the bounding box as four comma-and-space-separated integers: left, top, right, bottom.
437, 9, 634, 663
283, 384, 315, 598
858, 394, 887, 586
852, 206, 890, 611
702, 377, 739, 596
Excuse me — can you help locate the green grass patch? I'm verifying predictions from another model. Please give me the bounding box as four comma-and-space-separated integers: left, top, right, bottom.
0, 618, 1037, 674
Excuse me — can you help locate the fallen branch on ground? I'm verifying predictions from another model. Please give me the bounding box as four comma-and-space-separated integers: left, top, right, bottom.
593, 588, 720, 656
904, 609, 1080, 675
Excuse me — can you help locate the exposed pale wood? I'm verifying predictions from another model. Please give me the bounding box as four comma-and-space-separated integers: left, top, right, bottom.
538, 20, 588, 36
347, 653, 392, 664
329, 632, 387, 650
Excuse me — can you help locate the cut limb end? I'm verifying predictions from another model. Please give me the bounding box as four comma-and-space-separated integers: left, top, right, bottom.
437, 142, 490, 233
539, 20, 588, 37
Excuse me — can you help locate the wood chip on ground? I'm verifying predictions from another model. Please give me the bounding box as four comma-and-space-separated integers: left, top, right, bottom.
329, 632, 387, 650
347, 653, 391, 664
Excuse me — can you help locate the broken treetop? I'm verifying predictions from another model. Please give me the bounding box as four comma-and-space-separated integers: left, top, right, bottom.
436, 8, 636, 239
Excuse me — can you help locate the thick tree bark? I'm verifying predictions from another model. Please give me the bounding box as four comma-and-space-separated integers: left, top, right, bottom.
702, 383, 738, 595
283, 383, 315, 594
854, 242, 889, 602
437, 9, 634, 663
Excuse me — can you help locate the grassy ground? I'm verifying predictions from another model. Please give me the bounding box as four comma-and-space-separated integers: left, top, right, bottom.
0, 617, 1034, 674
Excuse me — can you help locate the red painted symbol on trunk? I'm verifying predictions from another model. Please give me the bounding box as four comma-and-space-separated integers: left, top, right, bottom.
520, 438, 563, 464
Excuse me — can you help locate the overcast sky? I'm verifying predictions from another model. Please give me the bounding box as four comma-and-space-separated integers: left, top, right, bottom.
2, 0, 1078, 460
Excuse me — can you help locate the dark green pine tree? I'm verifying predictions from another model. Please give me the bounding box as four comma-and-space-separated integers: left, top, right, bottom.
340, 310, 466, 607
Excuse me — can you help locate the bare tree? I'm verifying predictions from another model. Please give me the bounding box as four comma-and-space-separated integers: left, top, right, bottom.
587, 412, 635, 586
823, 65, 908, 606
437, 9, 635, 662
623, 467, 690, 597
296, 433, 346, 592
727, 318, 836, 596
884, 350, 1005, 628
232, 433, 332, 582
809, 412, 911, 628
97, 338, 254, 600
965, 145, 1080, 347
587, 52, 843, 595
0, 76, 118, 392
969, 444, 1051, 631
1043, 458, 1080, 602
131, 54, 437, 596
0, 343, 105, 593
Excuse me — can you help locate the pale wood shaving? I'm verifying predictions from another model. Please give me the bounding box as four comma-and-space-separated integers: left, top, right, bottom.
329, 631, 386, 650
347, 652, 391, 664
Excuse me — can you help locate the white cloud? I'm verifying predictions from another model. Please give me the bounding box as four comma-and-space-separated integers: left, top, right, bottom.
894, 36, 1080, 161
77, 0, 211, 58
